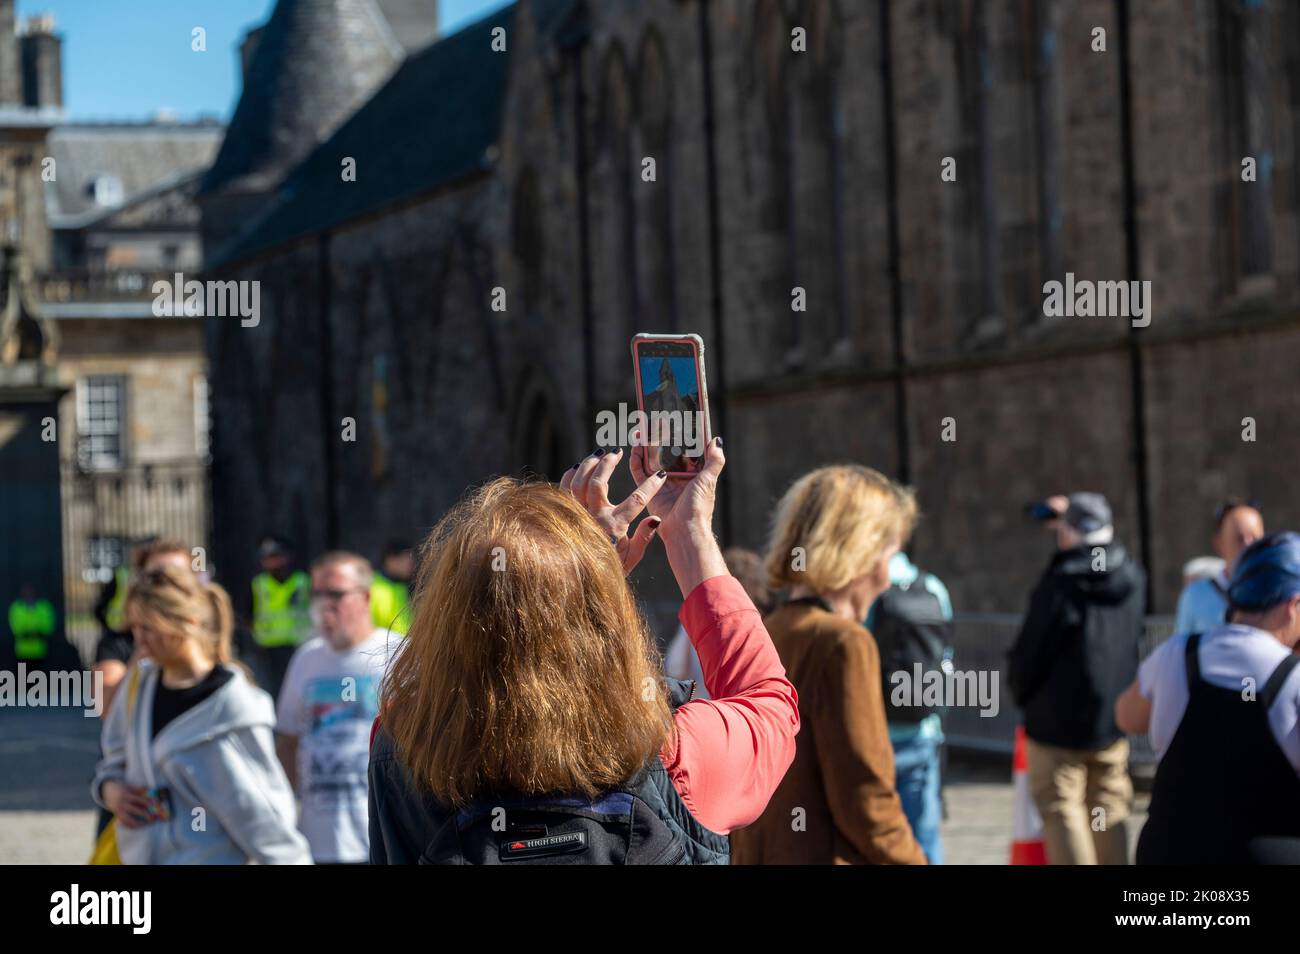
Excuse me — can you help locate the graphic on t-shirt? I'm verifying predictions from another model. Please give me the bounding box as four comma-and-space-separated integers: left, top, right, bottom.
300, 674, 381, 805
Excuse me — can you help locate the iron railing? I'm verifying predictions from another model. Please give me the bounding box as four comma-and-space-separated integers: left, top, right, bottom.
59, 459, 210, 662
942, 612, 1176, 762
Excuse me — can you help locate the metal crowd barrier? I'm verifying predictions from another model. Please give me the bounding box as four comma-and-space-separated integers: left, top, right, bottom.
940, 612, 1175, 762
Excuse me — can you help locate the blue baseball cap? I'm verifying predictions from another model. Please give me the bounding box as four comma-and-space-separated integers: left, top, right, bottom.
1227, 532, 1300, 611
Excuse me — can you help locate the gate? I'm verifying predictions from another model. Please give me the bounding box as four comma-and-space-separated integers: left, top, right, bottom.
59, 459, 210, 662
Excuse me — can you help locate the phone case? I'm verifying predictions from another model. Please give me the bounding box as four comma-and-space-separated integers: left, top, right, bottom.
142, 787, 172, 824
630, 333, 711, 477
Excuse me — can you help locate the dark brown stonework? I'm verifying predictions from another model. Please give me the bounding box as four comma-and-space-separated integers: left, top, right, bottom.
204, 0, 1300, 633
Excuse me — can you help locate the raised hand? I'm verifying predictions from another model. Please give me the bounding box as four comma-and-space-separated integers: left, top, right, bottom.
561, 449, 669, 576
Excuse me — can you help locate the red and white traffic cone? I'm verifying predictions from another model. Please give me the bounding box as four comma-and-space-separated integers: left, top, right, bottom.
1010, 725, 1047, 865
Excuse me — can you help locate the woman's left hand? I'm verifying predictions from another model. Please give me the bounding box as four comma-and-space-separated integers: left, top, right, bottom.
561, 449, 668, 576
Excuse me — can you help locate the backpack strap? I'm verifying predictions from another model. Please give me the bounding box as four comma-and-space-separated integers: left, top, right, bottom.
666, 676, 696, 710
1260, 653, 1300, 711
1183, 633, 1203, 692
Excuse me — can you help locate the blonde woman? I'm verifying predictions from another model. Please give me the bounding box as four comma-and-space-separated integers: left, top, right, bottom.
92, 565, 311, 864
369, 441, 800, 864
730, 464, 927, 865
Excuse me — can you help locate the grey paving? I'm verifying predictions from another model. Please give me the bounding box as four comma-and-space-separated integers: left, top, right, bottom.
0, 706, 1150, 865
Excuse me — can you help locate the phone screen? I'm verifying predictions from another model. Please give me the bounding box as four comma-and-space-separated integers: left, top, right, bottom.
633, 337, 708, 476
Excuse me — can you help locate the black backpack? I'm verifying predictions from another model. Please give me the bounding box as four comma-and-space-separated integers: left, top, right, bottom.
415, 679, 730, 865
872, 578, 953, 723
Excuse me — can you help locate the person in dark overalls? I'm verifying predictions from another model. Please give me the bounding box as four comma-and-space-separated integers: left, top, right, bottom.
1115, 532, 1300, 864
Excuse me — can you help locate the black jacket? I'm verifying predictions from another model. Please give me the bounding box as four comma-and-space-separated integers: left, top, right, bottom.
1007, 542, 1146, 749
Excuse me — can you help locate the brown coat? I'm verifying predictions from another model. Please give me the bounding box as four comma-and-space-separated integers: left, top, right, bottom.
729, 600, 927, 865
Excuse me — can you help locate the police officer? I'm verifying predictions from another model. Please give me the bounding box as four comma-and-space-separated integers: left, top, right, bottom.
1117, 532, 1300, 863
251, 536, 311, 698
94, 562, 130, 641
370, 539, 413, 636
9, 582, 54, 670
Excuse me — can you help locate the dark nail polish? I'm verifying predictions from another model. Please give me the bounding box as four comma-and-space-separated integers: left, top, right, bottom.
715, 437, 723, 447
656, 470, 667, 478
595, 448, 606, 457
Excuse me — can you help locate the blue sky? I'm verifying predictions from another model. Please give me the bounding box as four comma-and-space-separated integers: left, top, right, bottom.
18, 0, 509, 122
639, 357, 699, 400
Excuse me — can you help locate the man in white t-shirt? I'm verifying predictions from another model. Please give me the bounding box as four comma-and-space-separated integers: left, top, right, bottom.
1116, 532, 1300, 863
1132, 624, 1300, 771
276, 551, 397, 863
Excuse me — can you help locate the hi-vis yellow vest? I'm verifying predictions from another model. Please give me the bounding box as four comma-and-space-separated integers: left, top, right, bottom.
251, 571, 310, 648
9, 598, 54, 660
370, 574, 410, 636
105, 566, 129, 632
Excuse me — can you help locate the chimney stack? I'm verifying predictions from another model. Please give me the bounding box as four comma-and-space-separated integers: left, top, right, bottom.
0, 0, 20, 106
20, 13, 62, 109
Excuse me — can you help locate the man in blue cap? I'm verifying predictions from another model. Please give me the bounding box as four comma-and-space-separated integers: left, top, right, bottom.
1118, 532, 1300, 863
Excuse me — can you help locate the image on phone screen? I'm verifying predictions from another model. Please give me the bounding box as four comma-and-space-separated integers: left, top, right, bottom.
634, 339, 706, 476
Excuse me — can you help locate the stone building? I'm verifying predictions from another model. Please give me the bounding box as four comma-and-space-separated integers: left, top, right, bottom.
42, 118, 224, 654
202, 0, 1300, 635
0, 3, 224, 660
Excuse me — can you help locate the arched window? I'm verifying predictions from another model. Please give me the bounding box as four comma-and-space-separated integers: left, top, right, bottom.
792, 0, 847, 355
637, 31, 677, 330
521, 390, 565, 480
598, 45, 640, 341
755, 0, 796, 361
951, 0, 1000, 338
1031, 0, 1064, 311
1215, 0, 1273, 294
512, 167, 545, 315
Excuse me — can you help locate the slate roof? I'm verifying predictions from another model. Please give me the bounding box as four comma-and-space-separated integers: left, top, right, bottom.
44, 122, 224, 229
198, 0, 410, 198
211, 0, 582, 267
213, 4, 524, 267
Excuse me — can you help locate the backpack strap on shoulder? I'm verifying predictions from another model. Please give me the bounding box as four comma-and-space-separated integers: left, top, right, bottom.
1260, 653, 1300, 711
1184, 633, 1203, 692
666, 676, 696, 711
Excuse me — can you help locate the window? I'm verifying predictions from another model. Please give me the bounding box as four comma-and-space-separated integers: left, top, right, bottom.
83, 536, 127, 584
88, 174, 124, 207
512, 168, 544, 315
1215, 0, 1273, 289
599, 45, 640, 338
639, 31, 678, 331
77, 375, 126, 470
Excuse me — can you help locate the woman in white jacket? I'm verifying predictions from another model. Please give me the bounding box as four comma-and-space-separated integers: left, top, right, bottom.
93, 564, 311, 864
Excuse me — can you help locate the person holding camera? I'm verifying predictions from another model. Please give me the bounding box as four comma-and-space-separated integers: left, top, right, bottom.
368, 441, 800, 864
1007, 492, 1145, 865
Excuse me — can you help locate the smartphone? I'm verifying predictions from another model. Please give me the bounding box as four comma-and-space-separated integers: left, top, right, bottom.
631, 333, 711, 477
141, 787, 172, 824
